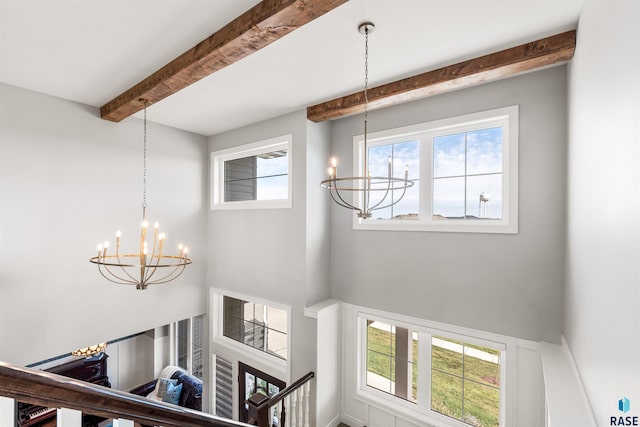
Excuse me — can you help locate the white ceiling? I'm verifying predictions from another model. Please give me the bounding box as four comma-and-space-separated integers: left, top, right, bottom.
0, 0, 584, 136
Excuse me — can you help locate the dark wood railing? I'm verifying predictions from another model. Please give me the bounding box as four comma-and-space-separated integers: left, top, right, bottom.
247, 371, 314, 427
0, 361, 247, 426
0, 361, 315, 427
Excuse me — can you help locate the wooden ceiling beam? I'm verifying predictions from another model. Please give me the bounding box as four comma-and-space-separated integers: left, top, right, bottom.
307, 30, 576, 122
100, 0, 348, 122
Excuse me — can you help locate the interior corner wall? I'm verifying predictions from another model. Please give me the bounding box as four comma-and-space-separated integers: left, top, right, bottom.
305, 119, 332, 307
0, 83, 208, 366
207, 110, 318, 380
565, 2, 640, 424
329, 67, 568, 343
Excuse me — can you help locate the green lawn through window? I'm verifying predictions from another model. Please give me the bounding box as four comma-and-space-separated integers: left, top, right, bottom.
366, 325, 501, 427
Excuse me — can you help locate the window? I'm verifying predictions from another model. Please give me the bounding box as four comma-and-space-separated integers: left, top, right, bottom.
173, 315, 204, 379
222, 296, 288, 361
360, 314, 508, 427
353, 106, 518, 233
431, 336, 501, 427
211, 134, 292, 210
366, 320, 418, 403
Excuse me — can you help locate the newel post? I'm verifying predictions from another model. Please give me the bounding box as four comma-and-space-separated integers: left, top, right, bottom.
246, 392, 270, 426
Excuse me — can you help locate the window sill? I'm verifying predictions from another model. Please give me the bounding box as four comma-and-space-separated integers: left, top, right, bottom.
211, 198, 292, 211
353, 218, 517, 234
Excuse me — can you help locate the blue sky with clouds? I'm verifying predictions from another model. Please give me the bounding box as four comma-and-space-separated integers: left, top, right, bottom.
367, 127, 503, 219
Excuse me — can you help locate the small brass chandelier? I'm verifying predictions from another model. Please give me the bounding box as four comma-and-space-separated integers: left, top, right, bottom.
90, 99, 192, 290
321, 22, 414, 219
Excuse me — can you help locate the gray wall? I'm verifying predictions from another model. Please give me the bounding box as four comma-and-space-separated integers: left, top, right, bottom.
330, 67, 568, 343
0, 83, 208, 366
207, 110, 331, 379
565, 2, 640, 424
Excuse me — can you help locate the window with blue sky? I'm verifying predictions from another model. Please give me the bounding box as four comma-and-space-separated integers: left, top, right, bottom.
356, 106, 518, 233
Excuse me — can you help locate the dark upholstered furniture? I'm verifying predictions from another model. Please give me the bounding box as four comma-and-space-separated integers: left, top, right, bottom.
130, 366, 202, 411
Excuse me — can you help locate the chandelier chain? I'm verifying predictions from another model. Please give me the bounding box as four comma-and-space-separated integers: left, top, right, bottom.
364, 26, 369, 122
142, 101, 148, 211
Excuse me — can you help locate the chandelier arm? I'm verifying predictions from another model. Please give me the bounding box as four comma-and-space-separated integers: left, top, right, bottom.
147, 263, 189, 286
369, 182, 409, 213
142, 251, 166, 284
330, 186, 361, 212
366, 176, 394, 212
98, 263, 138, 286
114, 251, 141, 283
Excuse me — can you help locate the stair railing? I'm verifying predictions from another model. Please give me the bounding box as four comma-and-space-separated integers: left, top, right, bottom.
246, 371, 314, 427
0, 360, 246, 426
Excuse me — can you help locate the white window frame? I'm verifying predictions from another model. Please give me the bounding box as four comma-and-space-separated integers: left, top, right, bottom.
170, 315, 204, 378
211, 134, 293, 210
210, 289, 291, 377
353, 106, 518, 233
355, 307, 515, 427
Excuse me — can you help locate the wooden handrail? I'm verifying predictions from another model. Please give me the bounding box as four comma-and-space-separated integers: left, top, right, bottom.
263, 371, 314, 408
247, 371, 314, 426
0, 361, 248, 427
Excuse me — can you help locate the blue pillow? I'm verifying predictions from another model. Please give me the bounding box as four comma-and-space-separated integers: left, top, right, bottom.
157, 378, 178, 399
162, 381, 183, 405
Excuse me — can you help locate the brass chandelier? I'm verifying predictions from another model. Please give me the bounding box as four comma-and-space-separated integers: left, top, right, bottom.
90, 99, 192, 290
321, 22, 414, 219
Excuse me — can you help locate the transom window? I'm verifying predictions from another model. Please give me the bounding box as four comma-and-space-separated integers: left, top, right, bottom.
353, 106, 518, 233
211, 134, 292, 210
360, 314, 507, 427
222, 296, 288, 360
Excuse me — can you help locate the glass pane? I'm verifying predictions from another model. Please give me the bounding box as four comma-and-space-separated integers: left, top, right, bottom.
256, 175, 288, 200
433, 132, 465, 178
464, 344, 501, 387
466, 174, 503, 219
253, 303, 265, 324
257, 378, 268, 395
393, 140, 420, 181
177, 319, 189, 370
368, 144, 393, 176
256, 150, 288, 178
243, 321, 266, 351
367, 321, 393, 356
268, 383, 280, 397
464, 381, 500, 427
245, 373, 255, 399
390, 181, 420, 220
367, 351, 393, 394
412, 360, 419, 401
223, 296, 288, 361
466, 127, 502, 176
432, 336, 463, 376
266, 306, 287, 333
224, 149, 288, 202
243, 301, 255, 321
433, 177, 465, 219
192, 315, 204, 379
431, 370, 463, 421
266, 329, 287, 360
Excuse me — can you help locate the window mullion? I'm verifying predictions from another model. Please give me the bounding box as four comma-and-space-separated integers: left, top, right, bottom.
418, 332, 431, 412
422, 135, 432, 223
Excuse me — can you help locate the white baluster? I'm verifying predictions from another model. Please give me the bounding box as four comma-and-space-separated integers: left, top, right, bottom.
0, 396, 15, 426
276, 400, 283, 427
284, 394, 291, 427
290, 389, 297, 427
303, 380, 311, 427
113, 419, 135, 427
297, 386, 303, 427
57, 407, 82, 427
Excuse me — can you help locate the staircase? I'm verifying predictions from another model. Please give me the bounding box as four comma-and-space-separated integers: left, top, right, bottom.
0, 361, 314, 427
